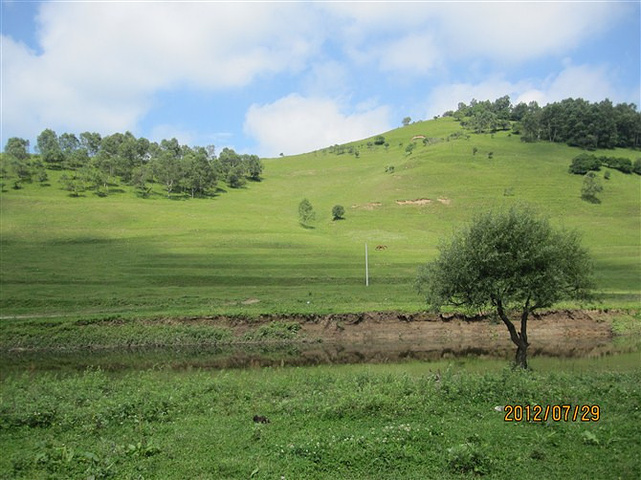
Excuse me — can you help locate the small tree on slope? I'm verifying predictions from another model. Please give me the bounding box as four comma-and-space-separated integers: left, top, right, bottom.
416, 206, 594, 369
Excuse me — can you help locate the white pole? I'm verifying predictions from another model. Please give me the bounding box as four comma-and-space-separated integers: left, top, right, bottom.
365, 242, 369, 286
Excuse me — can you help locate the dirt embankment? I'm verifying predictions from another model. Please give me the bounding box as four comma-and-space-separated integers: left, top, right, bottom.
151, 309, 617, 360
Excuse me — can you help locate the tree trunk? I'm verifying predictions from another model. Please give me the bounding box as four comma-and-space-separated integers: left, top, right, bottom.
496, 299, 530, 369
515, 340, 528, 369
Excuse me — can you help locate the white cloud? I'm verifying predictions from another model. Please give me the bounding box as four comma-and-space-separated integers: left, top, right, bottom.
425, 63, 625, 118
377, 33, 441, 75
3, 2, 321, 140
439, 2, 624, 61
2, 1, 635, 150
243, 94, 391, 157
326, 2, 628, 65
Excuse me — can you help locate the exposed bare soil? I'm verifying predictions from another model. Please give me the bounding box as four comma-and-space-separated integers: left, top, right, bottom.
150, 309, 617, 361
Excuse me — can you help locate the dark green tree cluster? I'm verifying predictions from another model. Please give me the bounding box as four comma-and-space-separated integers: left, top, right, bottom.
569, 153, 640, 175
449, 95, 513, 133
447, 96, 641, 149
0, 138, 48, 190
2, 129, 263, 198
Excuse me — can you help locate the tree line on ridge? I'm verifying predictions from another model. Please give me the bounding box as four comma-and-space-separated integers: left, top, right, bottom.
2, 130, 262, 197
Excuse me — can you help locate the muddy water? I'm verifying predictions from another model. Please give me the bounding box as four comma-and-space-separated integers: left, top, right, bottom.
2, 335, 639, 376
2, 310, 638, 375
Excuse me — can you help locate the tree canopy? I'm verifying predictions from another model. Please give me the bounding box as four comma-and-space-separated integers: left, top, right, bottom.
416, 206, 594, 368
448, 96, 641, 149
3, 129, 263, 198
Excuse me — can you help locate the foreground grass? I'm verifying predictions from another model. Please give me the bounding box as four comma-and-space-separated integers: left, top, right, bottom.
1, 362, 639, 479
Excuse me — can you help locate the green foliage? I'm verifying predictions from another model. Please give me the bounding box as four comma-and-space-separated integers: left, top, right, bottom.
331, 204, 345, 220
242, 321, 301, 341
600, 156, 632, 174
373, 135, 386, 146
298, 198, 316, 225
4, 137, 30, 160
59, 172, 87, 196
417, 206, 594, 314
454, 96, 641, 149
581, 172, 603, 203
13, 129, 260, 199
569, 153, 601, 175
36, 128, 64, 165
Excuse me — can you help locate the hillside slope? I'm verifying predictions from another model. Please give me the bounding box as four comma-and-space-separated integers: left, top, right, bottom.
1, 117, 639, 318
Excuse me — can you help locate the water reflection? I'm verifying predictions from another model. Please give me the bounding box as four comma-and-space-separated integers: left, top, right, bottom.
2, 334, 638, 376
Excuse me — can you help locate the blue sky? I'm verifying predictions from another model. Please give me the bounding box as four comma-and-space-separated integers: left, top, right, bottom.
2, 1, 639, 157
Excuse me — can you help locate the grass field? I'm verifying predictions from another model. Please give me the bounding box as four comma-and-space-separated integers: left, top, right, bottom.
1, 360, 639, 479
1, 117, 640, 319
1, 119, 640, 480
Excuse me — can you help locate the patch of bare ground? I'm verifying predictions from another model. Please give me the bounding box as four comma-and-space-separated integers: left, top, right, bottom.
351, 202, 382, 210
396, 198, 432, 205
138, 310, 616, 359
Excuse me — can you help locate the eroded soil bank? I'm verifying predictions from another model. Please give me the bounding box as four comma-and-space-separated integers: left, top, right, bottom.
3, 310, 638, 372
149, 309, 617, 357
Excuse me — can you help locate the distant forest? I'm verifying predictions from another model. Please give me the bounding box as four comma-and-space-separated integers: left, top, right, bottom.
445, 96, 641, 150
1, 131, 262, 197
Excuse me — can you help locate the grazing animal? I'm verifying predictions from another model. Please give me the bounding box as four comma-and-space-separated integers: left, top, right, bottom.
253, 415, 270, 424
375, 245, 388, 251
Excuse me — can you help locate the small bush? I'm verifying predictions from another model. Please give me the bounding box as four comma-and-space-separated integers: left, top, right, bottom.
569, 153, 601, 175
599, 156, 632, 174
581, 172, 603, 203
332, 205, 345, 220
298, 198, 316, 225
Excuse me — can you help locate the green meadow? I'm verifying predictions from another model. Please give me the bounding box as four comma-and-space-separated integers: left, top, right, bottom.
1, 118, 639, 320
1, 362, 640, 479
1, 118, 640, 479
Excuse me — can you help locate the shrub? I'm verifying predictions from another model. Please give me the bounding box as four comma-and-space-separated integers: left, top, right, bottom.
569, 153, 600, 175
298, 198, 316, 225
599, 156, 632, 174
581, 172, 603, 203
332, 205, 345, 220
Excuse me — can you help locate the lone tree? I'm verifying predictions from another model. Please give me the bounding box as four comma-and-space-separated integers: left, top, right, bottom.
298, 198, 316, 226
416, 206, 594, 369
332, 204, 345, 220
581, 172, 603, 203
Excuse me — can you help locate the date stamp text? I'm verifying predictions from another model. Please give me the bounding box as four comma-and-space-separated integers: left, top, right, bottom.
503, 404, 600, 422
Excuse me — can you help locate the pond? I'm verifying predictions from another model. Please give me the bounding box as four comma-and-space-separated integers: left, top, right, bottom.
2, 334, 639, 377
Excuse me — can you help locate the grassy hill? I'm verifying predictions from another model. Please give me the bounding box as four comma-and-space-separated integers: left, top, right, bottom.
1, 117, 639, 319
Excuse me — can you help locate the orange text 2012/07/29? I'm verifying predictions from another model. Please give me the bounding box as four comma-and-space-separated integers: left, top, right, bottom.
503, 404, 601, 422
